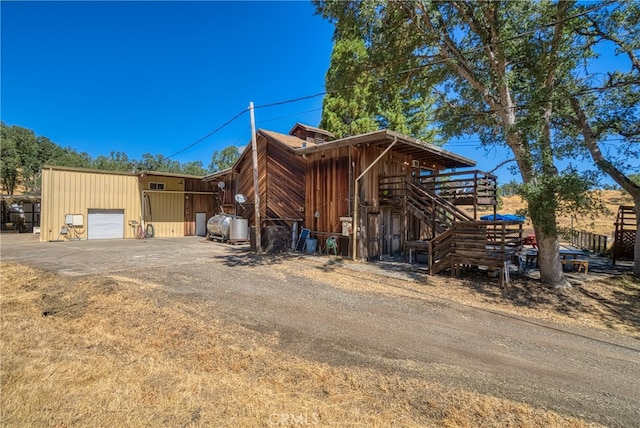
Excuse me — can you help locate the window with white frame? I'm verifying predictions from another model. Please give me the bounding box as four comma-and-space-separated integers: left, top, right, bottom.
149, 182, 165, 190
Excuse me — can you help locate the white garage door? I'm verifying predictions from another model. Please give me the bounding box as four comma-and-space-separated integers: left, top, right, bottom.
88, 209, 124, 240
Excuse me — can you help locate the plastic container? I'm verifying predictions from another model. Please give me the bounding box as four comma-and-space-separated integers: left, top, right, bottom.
305, 238, 318, 253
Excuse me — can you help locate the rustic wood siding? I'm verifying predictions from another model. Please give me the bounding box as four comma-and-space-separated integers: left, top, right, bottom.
235, 144, 258, 225
265, 137, 305, 223
305, 146, 352, 233
303, 143, 439, 259
184, 178, 217, 236
40, 168, 141, 242
231, 135, 306, 229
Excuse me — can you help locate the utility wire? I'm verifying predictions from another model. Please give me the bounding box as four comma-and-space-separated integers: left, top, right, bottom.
165, 1, 622, 158
254, 93, 326, 109
167, 108, 248, 159
260, 108, 324, 124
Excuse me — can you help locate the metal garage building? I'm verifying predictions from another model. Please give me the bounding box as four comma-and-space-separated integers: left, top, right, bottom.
40, 166, 217, 242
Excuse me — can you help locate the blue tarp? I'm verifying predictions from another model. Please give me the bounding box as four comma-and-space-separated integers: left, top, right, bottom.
480, 213, 526, 222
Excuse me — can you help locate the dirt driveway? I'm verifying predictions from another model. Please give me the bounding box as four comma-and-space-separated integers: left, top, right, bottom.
2, 235, 639, 427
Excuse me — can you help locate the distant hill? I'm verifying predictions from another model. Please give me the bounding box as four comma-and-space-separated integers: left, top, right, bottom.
498, 190, 634, 237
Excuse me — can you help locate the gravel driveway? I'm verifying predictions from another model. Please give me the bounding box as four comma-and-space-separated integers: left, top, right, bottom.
2, 235, 639, 427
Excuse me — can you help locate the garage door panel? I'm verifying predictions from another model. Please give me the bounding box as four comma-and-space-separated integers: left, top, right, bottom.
88, 209, 124, 240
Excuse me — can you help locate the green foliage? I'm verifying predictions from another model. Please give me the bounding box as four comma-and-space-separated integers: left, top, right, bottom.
519, 168, 608, 235
93, 151, 133, 171
315, 0, 637, 228
316, 0, 436, 140
0, 123, 224, 195
498, 181, 522, 197
135, 153, 182, 174
181, 161, 208, 177
319, 36, 379, 138
1, 122, 90, 194
315, 0, 640, 282
208, 146, 241, 172
0, 126, 21, 195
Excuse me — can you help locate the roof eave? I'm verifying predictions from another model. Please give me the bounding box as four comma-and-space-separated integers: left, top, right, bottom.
294, 130, 476, 168
202, 166, 236, 182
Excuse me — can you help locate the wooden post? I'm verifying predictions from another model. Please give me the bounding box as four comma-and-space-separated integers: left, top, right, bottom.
249, 102, 262, 254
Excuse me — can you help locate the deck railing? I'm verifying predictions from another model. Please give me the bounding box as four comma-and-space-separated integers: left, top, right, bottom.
560, 229, 610, 256
380, 176, 472, 236
450, 220, 523, 286
417, 170, 498, 209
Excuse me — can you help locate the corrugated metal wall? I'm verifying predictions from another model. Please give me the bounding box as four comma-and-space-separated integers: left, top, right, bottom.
140, 175, 185, 238
40, 168, 141, 242
40, 168, 194, 242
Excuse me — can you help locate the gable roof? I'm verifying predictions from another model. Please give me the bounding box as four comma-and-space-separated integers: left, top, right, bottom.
259, 129, 309, 149
203, 128, 476, 182
295, 129, 476, 169
288, 123, 335, 139
202, 129, 309, 181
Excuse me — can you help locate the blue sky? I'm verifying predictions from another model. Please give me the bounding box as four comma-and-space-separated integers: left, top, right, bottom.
2, 1, 333, 166
0, 1, 630, 185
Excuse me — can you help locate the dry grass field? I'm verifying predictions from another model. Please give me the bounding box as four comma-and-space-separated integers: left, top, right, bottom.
496, 190, 634, 237
1, 262, 607, 428
1, 190, 636, 427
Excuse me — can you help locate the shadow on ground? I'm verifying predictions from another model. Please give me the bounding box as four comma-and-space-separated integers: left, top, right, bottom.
210, 246, 306, 268
458, 267, 640, 336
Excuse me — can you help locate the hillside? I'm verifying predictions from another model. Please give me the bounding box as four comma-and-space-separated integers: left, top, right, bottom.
477, 190, 634, 238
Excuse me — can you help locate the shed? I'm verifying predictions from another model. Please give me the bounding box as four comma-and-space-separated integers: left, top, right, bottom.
40, 166, 216, 242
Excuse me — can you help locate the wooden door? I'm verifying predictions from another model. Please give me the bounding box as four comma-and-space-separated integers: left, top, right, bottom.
391, 212, 402, 255
367, 213, 381, 261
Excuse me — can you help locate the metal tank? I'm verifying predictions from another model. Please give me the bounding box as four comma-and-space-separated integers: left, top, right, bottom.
207, 214, 248, 242
228, 217, 249, 242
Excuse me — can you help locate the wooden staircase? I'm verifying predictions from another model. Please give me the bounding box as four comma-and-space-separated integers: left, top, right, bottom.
380, 176, 474, 237
379, 171, 522, 283
405, 181, 472, 235
429, 228, 453, 274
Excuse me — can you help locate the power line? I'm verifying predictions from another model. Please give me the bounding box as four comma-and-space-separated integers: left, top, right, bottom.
167, 108, 248, 159
254, 93, 326, 109
165, 1, 622, 159
260, 108, 323, 124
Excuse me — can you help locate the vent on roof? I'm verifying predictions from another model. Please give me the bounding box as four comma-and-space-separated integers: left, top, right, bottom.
412, 160, 420, 168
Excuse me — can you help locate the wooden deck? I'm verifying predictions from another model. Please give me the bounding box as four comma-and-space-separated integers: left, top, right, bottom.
450, 220, 523, 287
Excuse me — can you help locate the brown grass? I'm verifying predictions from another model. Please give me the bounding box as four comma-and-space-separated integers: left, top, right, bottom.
276, 258, 640, 340
1, 263, 596, 427
495, 190, 634, 237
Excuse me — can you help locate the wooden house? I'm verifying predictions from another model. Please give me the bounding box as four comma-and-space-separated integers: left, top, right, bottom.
204, 125, 506, 263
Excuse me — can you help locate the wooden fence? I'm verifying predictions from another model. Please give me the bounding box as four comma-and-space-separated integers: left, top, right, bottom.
561, 230, 610, 256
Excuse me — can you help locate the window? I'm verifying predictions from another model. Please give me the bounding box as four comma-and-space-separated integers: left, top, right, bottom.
149, 182, 165, 190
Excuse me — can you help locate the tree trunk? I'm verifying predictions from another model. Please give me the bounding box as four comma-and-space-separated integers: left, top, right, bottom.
505, 119, 570, 288
529, 203, 571, 288
568, 96, 640, 278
